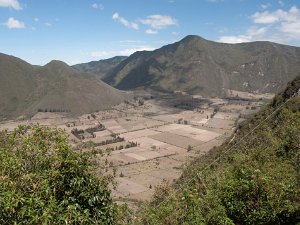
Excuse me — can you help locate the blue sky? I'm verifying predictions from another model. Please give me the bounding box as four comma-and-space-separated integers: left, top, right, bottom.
1, 0, 300, 65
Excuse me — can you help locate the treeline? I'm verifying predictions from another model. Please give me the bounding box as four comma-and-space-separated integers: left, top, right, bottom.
82, 135, 125, 148
71, 123, 106, 140
86, 124, 105, 134
105, 141, 138, 152
37, 108, 70, 113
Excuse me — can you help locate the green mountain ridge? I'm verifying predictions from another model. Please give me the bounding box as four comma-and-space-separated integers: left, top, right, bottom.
0, 53, 131, 119
104, 35, 300, 97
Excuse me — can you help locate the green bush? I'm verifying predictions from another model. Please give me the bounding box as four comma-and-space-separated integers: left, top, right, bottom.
0, 125, 116, 224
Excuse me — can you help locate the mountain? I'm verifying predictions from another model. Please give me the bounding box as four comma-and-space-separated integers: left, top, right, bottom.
137, 75, 300, 224
72, 56, 127, 79
0, 53, 131, 119
104, 35, 300, 97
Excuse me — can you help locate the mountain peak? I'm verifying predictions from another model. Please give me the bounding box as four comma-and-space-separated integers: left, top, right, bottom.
44, 60, 75, 75
45, 60, 70, 68
181, 35, 208, 43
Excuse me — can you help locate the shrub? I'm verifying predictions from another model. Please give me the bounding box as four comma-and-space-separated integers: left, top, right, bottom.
0, 125, 117, 224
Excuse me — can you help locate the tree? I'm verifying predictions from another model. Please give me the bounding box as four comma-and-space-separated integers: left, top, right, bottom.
0, 125, 117, 224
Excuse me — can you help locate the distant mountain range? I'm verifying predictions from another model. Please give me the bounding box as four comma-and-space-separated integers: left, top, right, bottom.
99, 35, 300, 97
0, 53, 131, 119
2, 35, 300, 119
72, 56, 127, 79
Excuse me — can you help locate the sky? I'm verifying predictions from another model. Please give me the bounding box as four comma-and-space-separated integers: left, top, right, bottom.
1, 0, 300, 65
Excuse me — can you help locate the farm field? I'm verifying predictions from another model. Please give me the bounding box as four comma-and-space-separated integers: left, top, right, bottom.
0, 92, 268, 208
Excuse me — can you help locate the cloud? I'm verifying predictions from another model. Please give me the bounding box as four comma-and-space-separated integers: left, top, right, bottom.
44, 22, 52, 27
0, 0, 21, 10
140, 15, 177, 30
90, 46, 156, 58
5, 17, 25, 29
251, 11, 280, 24
119, 46, 156, 56
218, 26, 267, 43
219, 27, 228, 33
90, 50, 115, 57
251, 6, 300, 38
280, 21, 300, 37
145, 29, 158, 34
261, 3, 271, 10
218, 6, 300, 44
278, 0, 284, 6
34, 18, 39, 22
247, 26, 267, 36
92, 3, 103, 10
112, 13, 139, 30
251, 6, 299, 24
218, 35, 251, 43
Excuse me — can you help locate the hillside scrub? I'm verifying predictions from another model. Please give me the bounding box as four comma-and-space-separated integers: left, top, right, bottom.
134, 76, 300, 224
0, 125, 118, 224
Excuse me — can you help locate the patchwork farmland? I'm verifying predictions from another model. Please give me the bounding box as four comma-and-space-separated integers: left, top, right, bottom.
0, 92, 271, 208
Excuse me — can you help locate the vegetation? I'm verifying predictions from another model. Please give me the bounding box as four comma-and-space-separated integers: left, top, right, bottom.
0, 125, 118, 224
86, 123, 105, 135
133, 76, 300, 224
104, 35, 300, 97
83, 136, 125, 148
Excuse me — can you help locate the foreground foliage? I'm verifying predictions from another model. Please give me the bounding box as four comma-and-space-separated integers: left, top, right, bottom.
0, 125, 116, 224
135, 77, 300, 224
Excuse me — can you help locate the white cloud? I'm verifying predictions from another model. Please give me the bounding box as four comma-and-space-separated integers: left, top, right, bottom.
251, 11, 280, 24
145, 29, 158, 34
218, 35, 251, 43
251, 6, 299, 24
0, 0, 21, 10
219, 5, 300, 44
34, 18, 39, 22
90, 50, 115, 57
280, 21, 300, 37
112, 13, 139, 30
120, 40, 143, 43
247, 26, 267, 36
90, 46, 156, 58
219, 27, 228, 33
261, 3, 271, 10
119, 46, 156, 56
44, 22, 52, 27
278, 0, 284, 6
218, 27, 267, 43
140, 15, 177, 30
92, 3, 103, 10
251, 6, 300, 38
5, 17, 25, 29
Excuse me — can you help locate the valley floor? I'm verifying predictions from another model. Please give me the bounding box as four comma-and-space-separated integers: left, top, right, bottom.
0, 92, 271, 209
